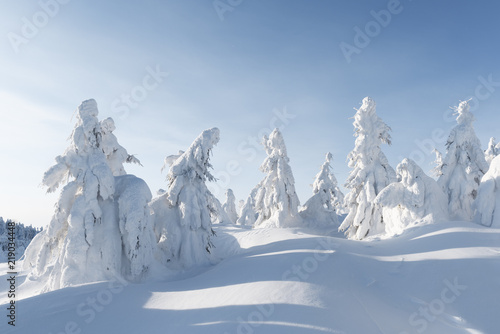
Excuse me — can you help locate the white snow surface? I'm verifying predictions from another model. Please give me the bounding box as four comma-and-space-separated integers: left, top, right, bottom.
2, 222, 500, 334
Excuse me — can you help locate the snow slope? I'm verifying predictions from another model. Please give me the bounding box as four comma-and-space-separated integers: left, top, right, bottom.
1, 222, 499, 334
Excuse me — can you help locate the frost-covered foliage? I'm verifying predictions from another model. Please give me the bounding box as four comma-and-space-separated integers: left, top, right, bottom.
151, 128, 219, 267
161, 150, 185, 173
432, 149, 444, 178
474, 155, 500, 228
372, 158, 448, 236
300, 153, 344, 227
485, 137, 499, 165
222, 189, 238, 224
436, 100, 489, 221
339, 97, 397, 240
114, 175, 156, 279
208, 194, 232, 225
252, 129, 301, 228
0, 218, 42, 262
100, 117, 142, 176
23, 99, 154, 291
237, 187, 258, 226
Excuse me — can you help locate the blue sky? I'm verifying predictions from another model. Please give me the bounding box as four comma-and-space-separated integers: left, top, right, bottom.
2, 0, 500, 228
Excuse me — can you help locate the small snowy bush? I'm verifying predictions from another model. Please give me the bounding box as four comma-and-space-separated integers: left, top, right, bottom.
222, 189, 238, 224
300, 152, 344, 227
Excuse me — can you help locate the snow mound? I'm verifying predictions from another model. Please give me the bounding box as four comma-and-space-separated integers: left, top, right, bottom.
373, 158, 449, 236
2, 222, 500, 334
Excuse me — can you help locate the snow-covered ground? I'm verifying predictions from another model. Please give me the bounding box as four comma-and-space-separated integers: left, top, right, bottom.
1, 221, 499, 334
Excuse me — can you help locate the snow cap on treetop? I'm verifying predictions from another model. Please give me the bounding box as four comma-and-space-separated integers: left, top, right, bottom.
169, 127, 220, 179
101, 117, 116, 134
325, 152, 333, 163
397, 158, 423, 185
455, 100, 474, 125
201, 127, 220, 148
267, 128, 287, 157
77, 99, 98, 118
360, 96, 376, 112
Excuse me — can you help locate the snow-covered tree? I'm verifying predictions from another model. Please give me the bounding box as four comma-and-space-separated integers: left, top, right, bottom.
252, 129, 301, 228
300, 152, 344, 227
372, 158, 448, 236
432, 149, 444, 178
150, 128, 220, 267
237, 186, 259, 226
474, 155, 500, 227
436, 100, 489, 221
339, 97, 397, 240
23, 99, 154, 291
208, 194, 232, 225
485, 137, 499, 165
222, 189, 238, 224
100, 117, 142, 176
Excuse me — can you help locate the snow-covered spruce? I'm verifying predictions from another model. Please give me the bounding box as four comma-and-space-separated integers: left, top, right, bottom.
372, 158, 448, 236
150, 128, 219, 267
237, 186, 259, 226
252, 129, 301, 228
208, 194, 232, 225
436, 100, 489, 221
485, 137, 499, 165
339, 97, 397, 240
300, 152, 344, 227
23, 99, 154, 291
432, 149, 444, 178
222, 189, 238, 224
474, 155, 500, 227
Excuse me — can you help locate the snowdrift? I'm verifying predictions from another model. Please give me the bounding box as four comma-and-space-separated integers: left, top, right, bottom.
2, 222, 499, 334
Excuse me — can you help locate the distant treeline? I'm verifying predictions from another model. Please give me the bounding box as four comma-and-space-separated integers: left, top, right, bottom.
0, 217, 42, 262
